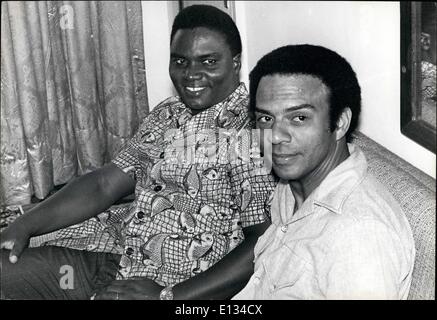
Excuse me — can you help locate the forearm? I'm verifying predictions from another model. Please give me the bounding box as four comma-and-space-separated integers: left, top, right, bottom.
16, 164, 134, 237
172, 222, 269, 300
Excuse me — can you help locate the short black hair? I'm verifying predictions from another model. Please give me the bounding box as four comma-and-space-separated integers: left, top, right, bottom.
170, 5, 242, 57
249, 44, 361, 141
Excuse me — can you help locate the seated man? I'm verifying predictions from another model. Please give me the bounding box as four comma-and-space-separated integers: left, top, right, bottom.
233, 44, 415, 300
0, 5, 276, 300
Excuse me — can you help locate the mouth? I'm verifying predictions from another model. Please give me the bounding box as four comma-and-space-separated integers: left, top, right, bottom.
272, 153, 298, 165
184, 86, 207, 96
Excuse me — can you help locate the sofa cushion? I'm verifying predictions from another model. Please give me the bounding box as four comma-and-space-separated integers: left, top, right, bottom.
352, 131, 435, 300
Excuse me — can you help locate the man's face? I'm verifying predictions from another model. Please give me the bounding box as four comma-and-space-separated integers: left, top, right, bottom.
169, 27, 240, 113
255, 74, 337, 182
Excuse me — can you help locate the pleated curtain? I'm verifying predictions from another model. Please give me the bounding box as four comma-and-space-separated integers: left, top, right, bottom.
1, 1, 149, 206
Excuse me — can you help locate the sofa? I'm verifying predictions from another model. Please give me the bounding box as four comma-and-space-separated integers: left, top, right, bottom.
351, 131, 435, 300
1, 131, 435, 300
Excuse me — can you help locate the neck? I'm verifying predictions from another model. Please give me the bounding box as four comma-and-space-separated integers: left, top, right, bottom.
289, 138, 350, 207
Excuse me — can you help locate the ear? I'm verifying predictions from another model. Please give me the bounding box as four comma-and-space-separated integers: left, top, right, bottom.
335, 107, 352, 141
232, 53, 242, 73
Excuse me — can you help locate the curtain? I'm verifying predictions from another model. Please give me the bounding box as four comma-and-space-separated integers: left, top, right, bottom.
1, 1, 149, 206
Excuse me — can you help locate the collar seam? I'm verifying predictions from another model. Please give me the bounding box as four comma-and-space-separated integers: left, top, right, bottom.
312, 173, 367, 214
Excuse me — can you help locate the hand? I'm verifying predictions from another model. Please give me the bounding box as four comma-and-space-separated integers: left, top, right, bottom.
93, 278, 164, 300
0, 218, 32, 263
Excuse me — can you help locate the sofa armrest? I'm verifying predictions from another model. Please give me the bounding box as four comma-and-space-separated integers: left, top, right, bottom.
351, 131, 435, 300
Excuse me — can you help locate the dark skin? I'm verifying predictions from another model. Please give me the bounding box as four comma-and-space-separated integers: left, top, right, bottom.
0, 163, 135, 262
169, 27, 242, 113
0, 27, 268, 300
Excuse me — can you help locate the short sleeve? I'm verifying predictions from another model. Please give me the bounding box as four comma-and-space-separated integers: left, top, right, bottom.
111, 134, 142, 182
111, 96, 180, 182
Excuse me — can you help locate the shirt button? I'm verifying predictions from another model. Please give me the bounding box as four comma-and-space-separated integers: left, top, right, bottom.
125, 247, 134, 256
137, 211, 145, 219
230, 204, 239, 211
281, 225, 288, 233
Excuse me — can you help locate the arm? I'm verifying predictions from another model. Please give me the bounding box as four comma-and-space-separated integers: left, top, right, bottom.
0, 163, 135, 262
94, 220, 270, 300
96, 166, 276, 300
94, 117, 277, 300
172, 150, 276, 299
322, 219, 405, 299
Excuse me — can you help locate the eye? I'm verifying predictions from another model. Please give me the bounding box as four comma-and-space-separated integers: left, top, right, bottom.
293, 115, 307, 123
203, 59, 217, 66
256, 115, 273, 124
172, 57, 186, 66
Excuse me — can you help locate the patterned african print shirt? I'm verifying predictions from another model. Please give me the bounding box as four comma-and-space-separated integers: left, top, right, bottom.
34, 83, 277, 286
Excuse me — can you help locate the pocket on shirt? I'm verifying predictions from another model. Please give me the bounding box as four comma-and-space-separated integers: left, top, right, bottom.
262, 245, 308, 293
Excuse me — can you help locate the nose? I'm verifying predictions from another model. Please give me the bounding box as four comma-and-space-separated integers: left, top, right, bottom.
271, 121, 291, 145
184, 62, 202, 80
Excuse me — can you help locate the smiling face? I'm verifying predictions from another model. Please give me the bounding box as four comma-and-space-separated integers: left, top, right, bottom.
169, 27, 241, 113
255, 74, 339, 183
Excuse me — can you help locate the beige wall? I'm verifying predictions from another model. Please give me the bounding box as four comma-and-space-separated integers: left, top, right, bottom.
142, 1, 436, 178
142, 1, 177, 109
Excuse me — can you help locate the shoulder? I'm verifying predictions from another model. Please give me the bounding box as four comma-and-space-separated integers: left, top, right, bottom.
148, 96, 184, 117
323, 175, 414, 254
342, 171, 409, 230
137, 96, 186, 129
154, 96, 182, 110
319, 214, 405, 262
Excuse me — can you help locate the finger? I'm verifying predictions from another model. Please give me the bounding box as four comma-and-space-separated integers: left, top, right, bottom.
0, 240, 19, 263
93, 292, 107, 300
9, 240, 26, 263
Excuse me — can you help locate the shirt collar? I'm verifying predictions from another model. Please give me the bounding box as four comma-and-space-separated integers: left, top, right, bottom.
214, 82, 247, 107
210, 82, 248, 116
310, 143, 367, 214
272, 144, 368, 226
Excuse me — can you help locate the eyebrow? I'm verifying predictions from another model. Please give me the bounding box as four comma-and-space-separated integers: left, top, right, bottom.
254, 104, 315, 115
170, 52, 221, 59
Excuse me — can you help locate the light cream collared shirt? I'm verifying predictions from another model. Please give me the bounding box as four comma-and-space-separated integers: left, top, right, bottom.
233, 144, 415, 300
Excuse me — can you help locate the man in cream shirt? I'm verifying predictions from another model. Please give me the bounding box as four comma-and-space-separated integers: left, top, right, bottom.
233, 44, 415, 300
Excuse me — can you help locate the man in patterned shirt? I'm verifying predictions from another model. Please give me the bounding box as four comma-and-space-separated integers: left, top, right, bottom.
0, 5, 276, 300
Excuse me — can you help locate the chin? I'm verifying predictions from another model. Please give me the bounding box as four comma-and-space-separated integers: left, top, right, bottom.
273, 166, 302, 181
183, 96, 207, 108
187, 104, 209, 114
189, 100, 208, 108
